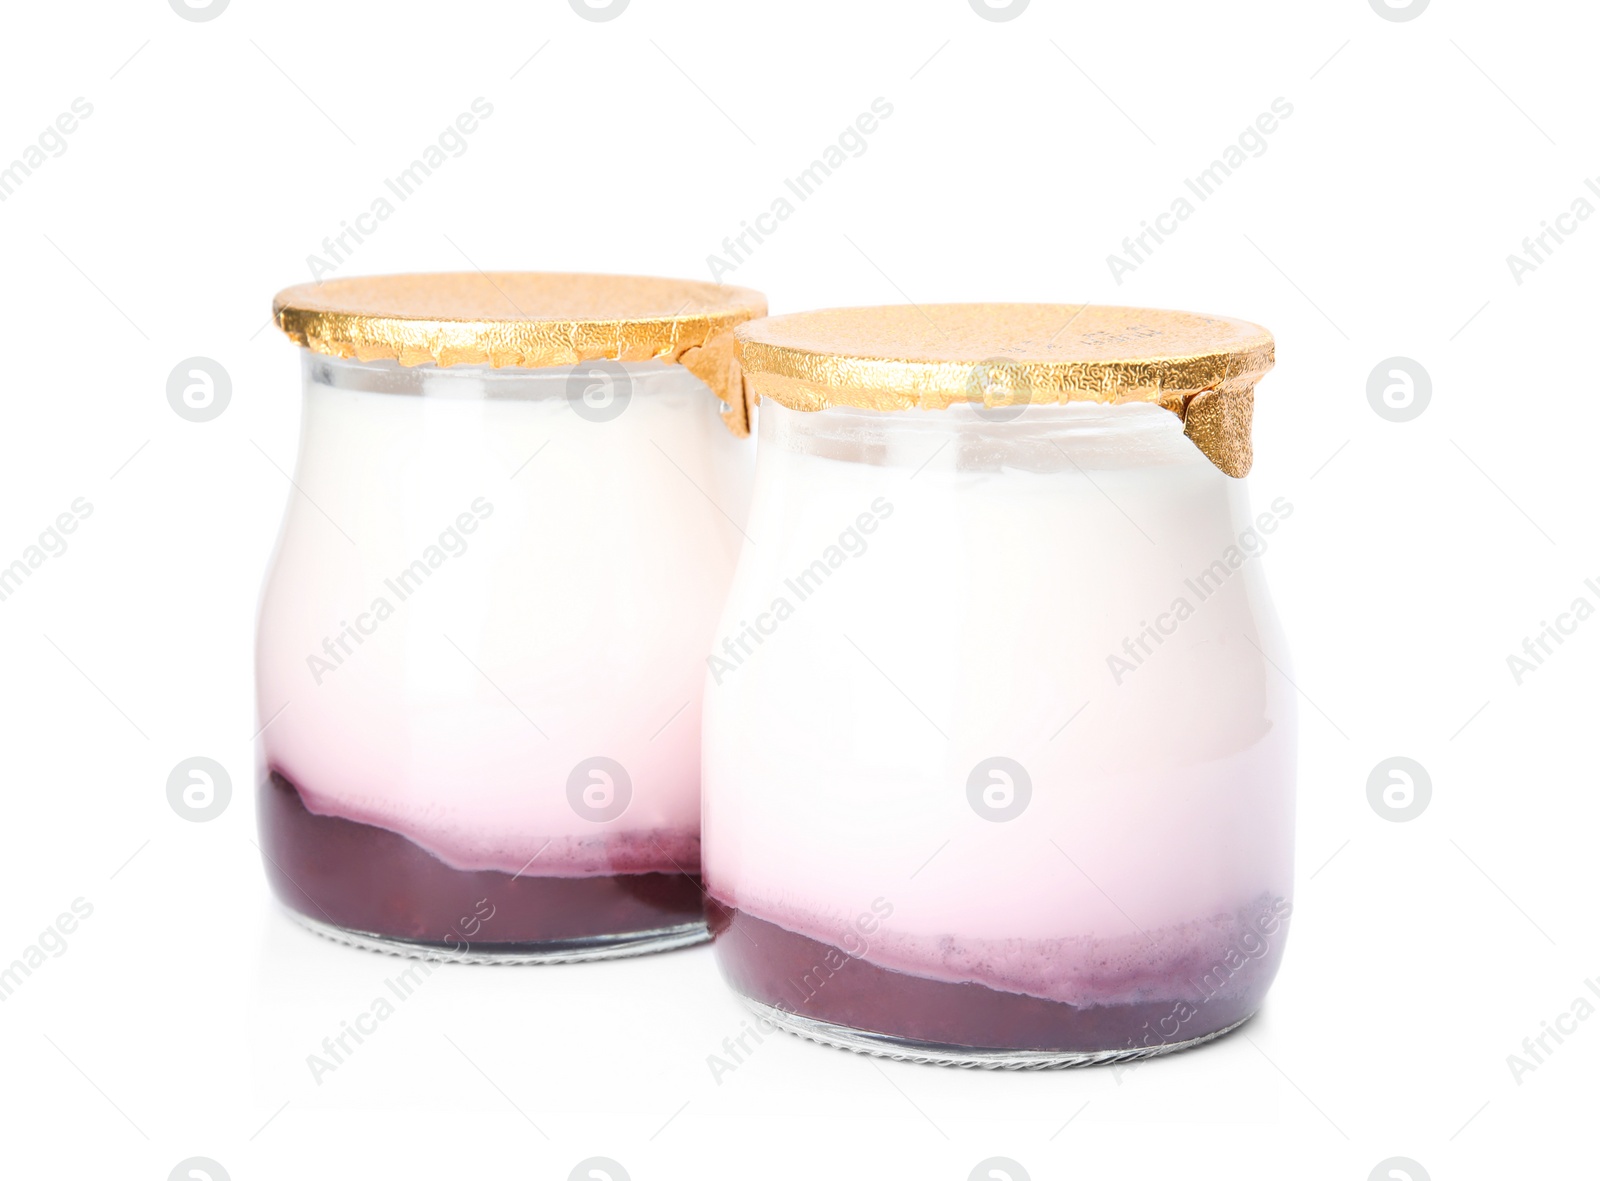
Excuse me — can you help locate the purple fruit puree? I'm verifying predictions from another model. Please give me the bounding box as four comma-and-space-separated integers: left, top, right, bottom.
708, 898, 1283, 1054
259, 771, 704, 949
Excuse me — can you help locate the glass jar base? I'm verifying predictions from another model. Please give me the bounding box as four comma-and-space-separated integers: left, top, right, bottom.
281, 907, 710, 964
739, 997, 1255, 1069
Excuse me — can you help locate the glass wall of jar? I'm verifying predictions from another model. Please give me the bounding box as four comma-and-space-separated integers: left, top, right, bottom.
257, 273, 764, 961
703, 304, 1296, 1065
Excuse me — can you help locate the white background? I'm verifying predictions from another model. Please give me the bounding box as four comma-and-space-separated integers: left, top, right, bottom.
1, 0, 1594, 1177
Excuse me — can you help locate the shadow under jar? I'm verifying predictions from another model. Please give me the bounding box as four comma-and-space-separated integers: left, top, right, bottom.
257, 272, 764, 962
703, 304, 1297, 1066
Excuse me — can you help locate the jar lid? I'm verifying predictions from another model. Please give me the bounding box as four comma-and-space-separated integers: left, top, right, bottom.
735, 304, 1274, 476
273, 272, 768, 434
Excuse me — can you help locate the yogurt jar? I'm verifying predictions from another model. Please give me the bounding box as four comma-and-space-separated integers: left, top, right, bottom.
257, 272, 765, 961
703, 304, 1296, 1065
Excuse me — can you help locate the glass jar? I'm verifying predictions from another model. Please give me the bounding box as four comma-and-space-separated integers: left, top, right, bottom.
703, 304, 1296, 1066
257, 272, 764, 961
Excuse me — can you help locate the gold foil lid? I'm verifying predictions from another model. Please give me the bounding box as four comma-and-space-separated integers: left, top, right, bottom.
735, 304, 1274, 476
273, 273, 768, 435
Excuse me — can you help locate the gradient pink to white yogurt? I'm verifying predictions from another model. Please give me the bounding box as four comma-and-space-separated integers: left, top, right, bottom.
256, 356, 748, 875
702, 401, 1297, 1006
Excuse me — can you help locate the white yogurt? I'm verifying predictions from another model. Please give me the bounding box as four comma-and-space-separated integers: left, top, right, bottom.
702, 400, 1296, 1005
256, 355, 749, 875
